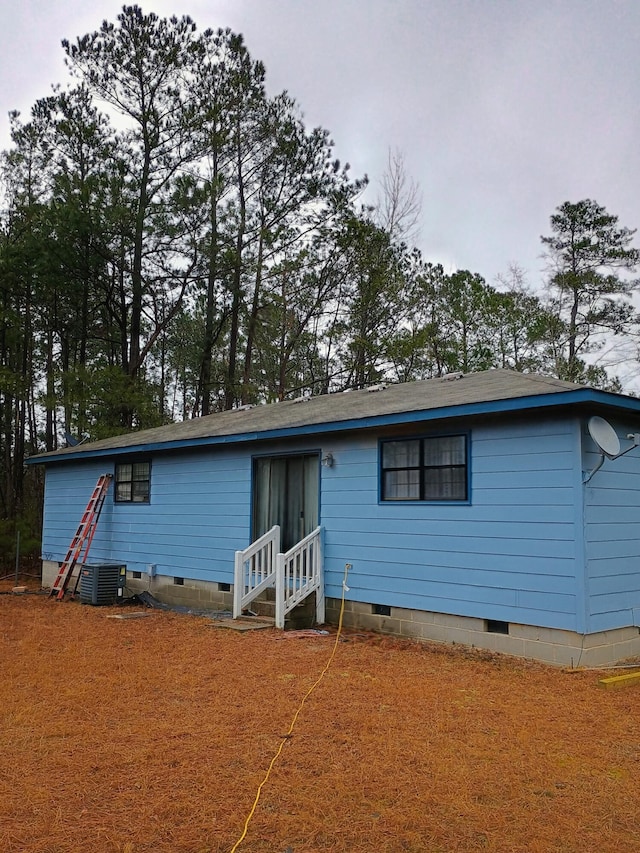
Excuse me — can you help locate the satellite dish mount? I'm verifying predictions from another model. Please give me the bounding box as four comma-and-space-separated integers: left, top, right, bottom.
583, 416, 640, 483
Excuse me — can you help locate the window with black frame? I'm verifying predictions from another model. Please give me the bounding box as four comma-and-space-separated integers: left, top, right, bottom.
115, 461, 151, 503
381, 434, 468, 502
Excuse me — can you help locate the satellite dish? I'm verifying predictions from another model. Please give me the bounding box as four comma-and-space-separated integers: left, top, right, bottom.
588, 416, 620, 459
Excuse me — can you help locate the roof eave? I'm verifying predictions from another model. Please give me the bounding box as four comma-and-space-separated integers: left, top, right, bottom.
26, 387, 640, 465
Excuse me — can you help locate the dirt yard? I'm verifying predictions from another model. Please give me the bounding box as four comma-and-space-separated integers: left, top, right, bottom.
1, 582, 639, 853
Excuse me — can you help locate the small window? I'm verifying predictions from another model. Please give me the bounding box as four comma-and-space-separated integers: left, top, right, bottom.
115, 460, 150, 503
381, 434, 468, 502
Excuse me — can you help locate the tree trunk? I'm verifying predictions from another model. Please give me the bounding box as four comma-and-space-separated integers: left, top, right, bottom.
224, 129, 247, 411
128, 152, 151, 379
242, 220, 265, 403
199, 154, 220, 417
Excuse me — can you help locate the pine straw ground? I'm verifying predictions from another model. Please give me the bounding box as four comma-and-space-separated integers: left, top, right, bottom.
1, 584, 639, 853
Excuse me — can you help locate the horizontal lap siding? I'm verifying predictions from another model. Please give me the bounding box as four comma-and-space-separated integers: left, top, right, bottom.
138, 453, 249, 579
41, 462, 116, 564
42, 418, 584, 630
43, 450, 251, 582
321, 419, 579, 630
584, 417, 640, 632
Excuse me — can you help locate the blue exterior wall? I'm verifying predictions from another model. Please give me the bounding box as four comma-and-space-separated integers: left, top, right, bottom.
42, 447, 252, 581
41, 413, 613, 633
321, 415, 582, 631
582, 416, 640, 632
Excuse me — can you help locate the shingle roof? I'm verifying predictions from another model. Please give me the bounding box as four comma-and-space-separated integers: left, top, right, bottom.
30, 369, 639, 463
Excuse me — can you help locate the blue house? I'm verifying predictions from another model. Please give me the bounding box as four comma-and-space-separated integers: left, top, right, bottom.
30, 369, 640, 666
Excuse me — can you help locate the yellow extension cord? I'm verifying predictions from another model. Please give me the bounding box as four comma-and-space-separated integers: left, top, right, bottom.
229, 563, 351, 853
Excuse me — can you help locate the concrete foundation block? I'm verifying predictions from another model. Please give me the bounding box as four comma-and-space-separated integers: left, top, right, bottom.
39, 562, 640, 666
399, 619, 426, 639
410, 609, 436, 625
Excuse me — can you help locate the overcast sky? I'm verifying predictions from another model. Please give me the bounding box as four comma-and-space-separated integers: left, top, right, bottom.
2, 0, 639, 289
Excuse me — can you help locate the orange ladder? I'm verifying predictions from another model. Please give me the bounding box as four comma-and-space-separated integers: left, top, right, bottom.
49, 474, 113, 601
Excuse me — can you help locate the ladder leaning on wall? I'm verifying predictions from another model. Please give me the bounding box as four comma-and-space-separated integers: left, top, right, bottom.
48, 474, 113, 601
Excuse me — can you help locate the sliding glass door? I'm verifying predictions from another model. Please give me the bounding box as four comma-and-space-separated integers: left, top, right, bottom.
252, 454, 319, 552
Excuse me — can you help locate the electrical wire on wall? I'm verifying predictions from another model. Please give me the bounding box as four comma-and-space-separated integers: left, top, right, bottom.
229, 562, 352, 853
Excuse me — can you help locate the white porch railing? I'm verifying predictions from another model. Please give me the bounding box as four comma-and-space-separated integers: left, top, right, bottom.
233, 525, 324, 629
275, 526, 324, 629
233, 525, 280, 618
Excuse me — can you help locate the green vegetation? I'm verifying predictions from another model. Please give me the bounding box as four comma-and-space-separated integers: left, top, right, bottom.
0, 6, 638, 554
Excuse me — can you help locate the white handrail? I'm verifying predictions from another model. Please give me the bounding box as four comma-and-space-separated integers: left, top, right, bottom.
233, 525, 280, 617
275, 526, 323, 629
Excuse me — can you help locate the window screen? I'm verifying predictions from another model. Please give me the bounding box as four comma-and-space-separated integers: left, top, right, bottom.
115, 461, 151, 503
381, 435, 467, 501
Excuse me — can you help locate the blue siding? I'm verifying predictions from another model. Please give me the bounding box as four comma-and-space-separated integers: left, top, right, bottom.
321, 418, 581, 630
42, 461, 116, 565
43, 448, 252, 581
41, 416, 601, 633
583, 416, 640, 632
